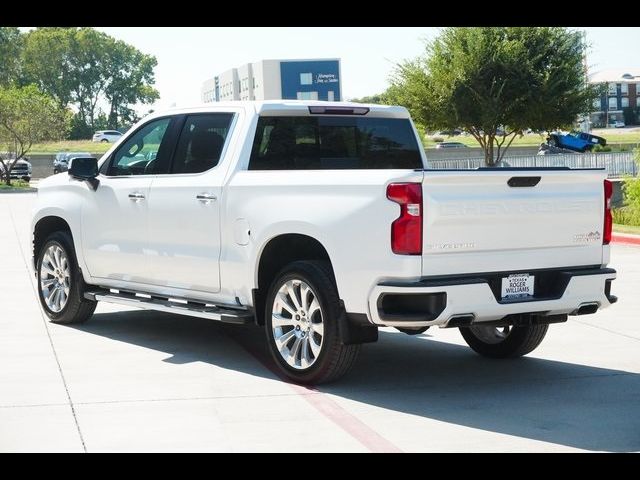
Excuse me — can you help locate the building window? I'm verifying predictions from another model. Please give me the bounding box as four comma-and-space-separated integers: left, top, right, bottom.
608, 83, 617, 95
328, 91, 335, 101
621, 97, 629, 108
621, 83, 629, 95
300, 73, 313, 85
608, 97, 618, 110
297, 91, 318, 100
252, 77, 256, 89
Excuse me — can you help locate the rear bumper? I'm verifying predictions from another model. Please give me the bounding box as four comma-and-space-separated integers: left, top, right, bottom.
367, 267, 617, 328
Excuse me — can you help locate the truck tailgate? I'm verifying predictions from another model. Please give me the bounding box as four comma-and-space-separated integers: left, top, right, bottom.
421, 169, 607, 276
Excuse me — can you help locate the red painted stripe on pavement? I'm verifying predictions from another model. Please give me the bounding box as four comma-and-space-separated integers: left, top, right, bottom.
229, 332, 402, 453
289, 382, 403, 453
612, 234, 640, 246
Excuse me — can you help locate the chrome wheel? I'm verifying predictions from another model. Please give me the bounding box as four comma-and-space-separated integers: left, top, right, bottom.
271, 279, 324, 370
40, 244, 71, 313
469, 325, 511, 344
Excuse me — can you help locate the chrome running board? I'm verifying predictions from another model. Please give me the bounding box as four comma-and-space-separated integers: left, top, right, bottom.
84, 290, 253, 325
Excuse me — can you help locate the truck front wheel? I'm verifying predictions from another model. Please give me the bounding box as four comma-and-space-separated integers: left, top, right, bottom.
36, 231, 97, 324
265, 260, 360, 384
459, 324, 548, 358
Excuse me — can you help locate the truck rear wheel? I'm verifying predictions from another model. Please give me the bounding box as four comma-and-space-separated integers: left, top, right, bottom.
36, 231, 97, 324
265, 260, 360, 384
459, 324, 548, 358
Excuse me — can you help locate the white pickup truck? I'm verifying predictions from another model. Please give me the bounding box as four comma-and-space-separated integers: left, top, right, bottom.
31, 101, 617, 384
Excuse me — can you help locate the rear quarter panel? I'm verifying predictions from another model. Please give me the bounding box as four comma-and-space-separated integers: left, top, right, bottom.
223, 169, 424, 314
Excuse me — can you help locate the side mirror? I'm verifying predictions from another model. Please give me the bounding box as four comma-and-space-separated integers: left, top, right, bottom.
68, 157, 99, 190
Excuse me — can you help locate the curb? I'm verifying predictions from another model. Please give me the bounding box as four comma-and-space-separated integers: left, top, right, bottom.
0, 187, 37, 194
612, 233, 640, 247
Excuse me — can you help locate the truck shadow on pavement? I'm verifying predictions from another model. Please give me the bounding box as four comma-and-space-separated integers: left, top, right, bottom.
77, 309, 640, 452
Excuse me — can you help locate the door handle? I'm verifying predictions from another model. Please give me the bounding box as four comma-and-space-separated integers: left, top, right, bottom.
196, 193, 217, 203
128, 192, 146, 201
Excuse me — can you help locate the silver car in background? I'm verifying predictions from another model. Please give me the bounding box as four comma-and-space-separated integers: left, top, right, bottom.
53, 152, 92, 174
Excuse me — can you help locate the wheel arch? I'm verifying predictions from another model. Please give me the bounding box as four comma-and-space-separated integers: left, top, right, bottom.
253, 233, 336, 325
33, 216, 73, 271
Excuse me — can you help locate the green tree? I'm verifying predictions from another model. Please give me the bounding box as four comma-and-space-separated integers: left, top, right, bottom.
0, 85, 70, 185
22, 27, 159, 135
0, 27, 23, 86
104, 39, 159, 130
387, 27, 599, 165
21, 28, 76, 108
69, 28, 113, 130
350, 93, 389, 104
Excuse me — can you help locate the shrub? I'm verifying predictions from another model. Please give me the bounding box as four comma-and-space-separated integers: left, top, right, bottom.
593, 144, 612, 152
432, 137, 444, 143
622, 176, 640, 206
612, 206, 640, 226
613, 174, 640, 226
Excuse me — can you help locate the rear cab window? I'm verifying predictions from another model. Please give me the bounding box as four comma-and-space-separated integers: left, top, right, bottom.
248, 115, 423, 170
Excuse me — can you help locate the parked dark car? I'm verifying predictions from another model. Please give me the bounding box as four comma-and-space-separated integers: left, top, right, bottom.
546, 131, 606, 153
53, 152, 92, 174
436, 129, 462, 136
0, 157, 32, 182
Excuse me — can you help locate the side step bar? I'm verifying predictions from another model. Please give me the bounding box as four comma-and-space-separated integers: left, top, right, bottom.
84, 290, 254, 325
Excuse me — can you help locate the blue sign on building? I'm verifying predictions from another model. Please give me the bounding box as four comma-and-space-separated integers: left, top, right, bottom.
280, 60, 341, 101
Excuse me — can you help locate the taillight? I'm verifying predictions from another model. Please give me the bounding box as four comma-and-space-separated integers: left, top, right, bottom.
386, 183, 423, 255
604, 179, 613, 245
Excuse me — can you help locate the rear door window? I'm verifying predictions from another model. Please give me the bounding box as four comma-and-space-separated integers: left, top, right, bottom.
170, 113, 234, 174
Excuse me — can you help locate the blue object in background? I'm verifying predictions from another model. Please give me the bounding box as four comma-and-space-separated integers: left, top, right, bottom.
280, 60, 341, 101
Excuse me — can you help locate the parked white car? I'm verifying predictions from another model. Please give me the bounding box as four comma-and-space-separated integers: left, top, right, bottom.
92, 130, 123, 143
31, 101, 618, 384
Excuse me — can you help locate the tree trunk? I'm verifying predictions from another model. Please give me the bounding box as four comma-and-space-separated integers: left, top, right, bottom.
108, 98, 119, 130
485, 139, 495, 167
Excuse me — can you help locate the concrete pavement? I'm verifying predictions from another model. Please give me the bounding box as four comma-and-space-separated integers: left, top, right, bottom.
1, 192, 639, 452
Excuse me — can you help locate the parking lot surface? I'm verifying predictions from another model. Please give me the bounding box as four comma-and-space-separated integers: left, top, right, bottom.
1, 193, 639, 452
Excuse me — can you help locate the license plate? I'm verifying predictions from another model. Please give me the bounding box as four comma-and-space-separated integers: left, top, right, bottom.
501, 273, 534, 300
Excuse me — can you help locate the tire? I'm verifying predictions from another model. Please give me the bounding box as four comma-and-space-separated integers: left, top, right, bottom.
459, 324, 548, 359
100, 139, 109, 143
53, 169, 59, 175
265, 260, 360, 384
36, 231, 97, 324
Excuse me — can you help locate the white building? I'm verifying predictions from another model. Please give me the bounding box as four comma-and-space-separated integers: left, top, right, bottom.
201, 58, 342, 103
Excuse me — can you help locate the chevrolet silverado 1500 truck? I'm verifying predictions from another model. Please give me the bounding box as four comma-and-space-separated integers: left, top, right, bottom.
31, 101, 618, 384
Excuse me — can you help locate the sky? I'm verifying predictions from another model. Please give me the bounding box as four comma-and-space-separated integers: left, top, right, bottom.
24, 27, 640, 112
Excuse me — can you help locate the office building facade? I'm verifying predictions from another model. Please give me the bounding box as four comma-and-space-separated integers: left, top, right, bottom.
201, 58, 342, 103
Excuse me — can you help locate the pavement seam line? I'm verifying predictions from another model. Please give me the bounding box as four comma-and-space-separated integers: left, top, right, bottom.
0, 370, 634, 410
8, 200, 88, 453
571, 318, 640, 342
